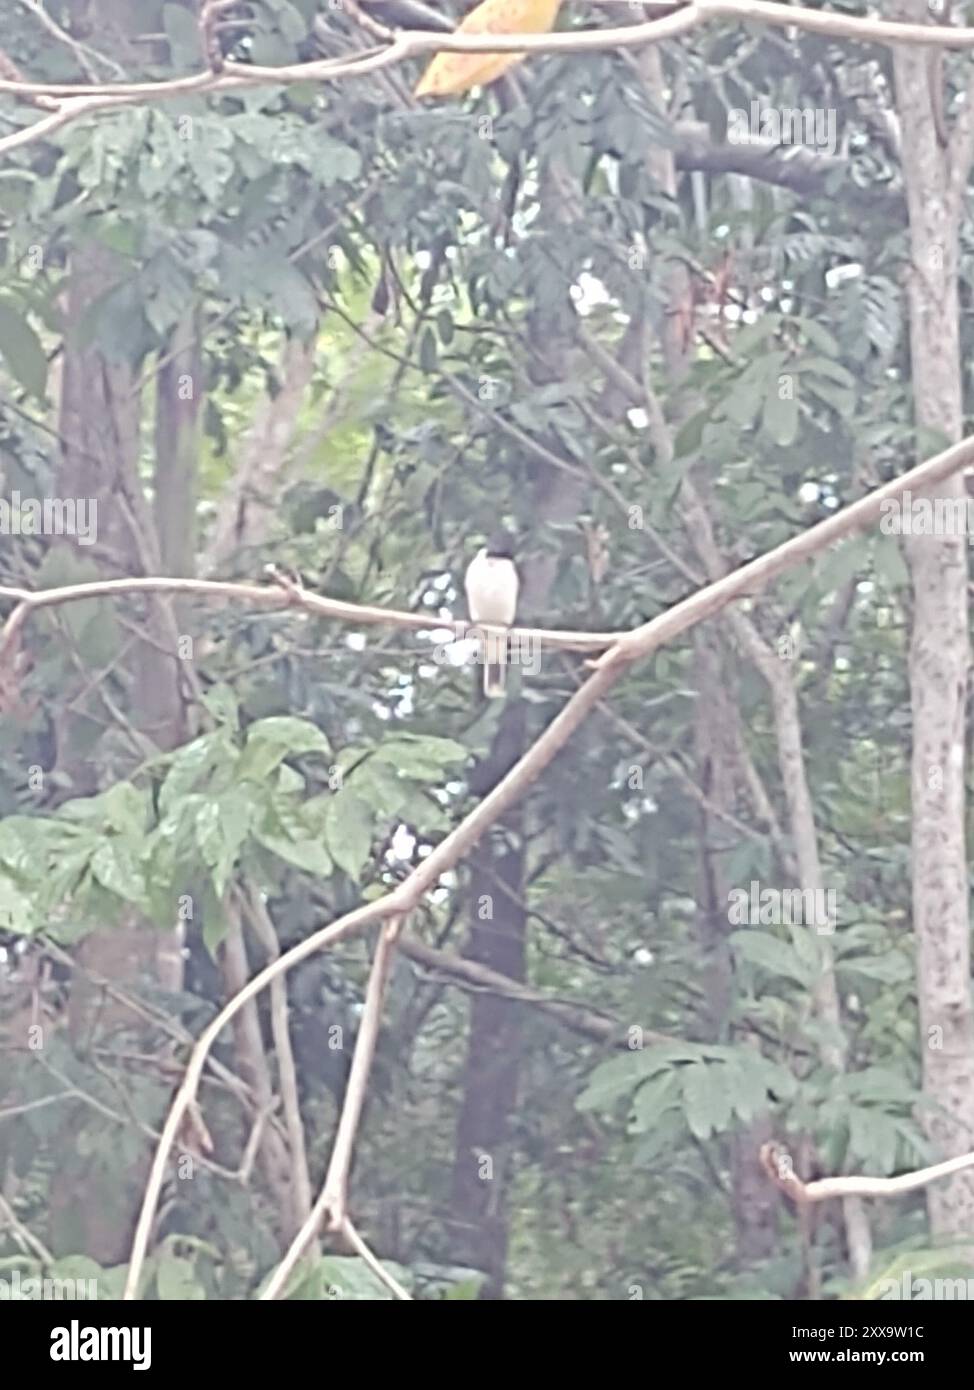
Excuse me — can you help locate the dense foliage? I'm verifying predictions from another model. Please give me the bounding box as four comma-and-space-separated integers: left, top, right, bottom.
0, 0, 972, 1301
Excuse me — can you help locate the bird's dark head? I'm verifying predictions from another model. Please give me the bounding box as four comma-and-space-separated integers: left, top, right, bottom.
485, 530, 516, 560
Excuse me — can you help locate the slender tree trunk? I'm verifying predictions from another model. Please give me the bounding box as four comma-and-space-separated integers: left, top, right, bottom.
48, 228, 190, 1261
449, 704, 527, 1298
892, 5, 974, 1238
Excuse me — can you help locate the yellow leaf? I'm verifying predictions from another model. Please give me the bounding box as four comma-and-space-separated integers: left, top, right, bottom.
414, 0, 565, 99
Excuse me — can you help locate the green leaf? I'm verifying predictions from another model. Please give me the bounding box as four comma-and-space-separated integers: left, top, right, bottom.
344, 759, 411, 818
274, 1, 308, 43
0, 300, 48, 399
283, 1255, 408, 1301
139, 116, 185, 199
237, 717, 330, 782
313, 137, 362, 185
203, 906, 229, 958
629, 1071, 680, 1133
681, 1063, 731, 1140
197, 795, 253, 895
141, 252, 194, 337
101, 782, 148, 837
0, 876, 35, 934
48, 847, 100, 905
723, 373, 764, 429
576, 1052, 654, 1112
200, 684, 239, 730
373, 735, 467, 779
276, 764, 306, 795
837, 953, 912, 985
221, 248, 318, 334
761, 382, 799, 446
848, 1106, 901, 1175
162, 2, 203, 68
324, 792, 373, 880
799, 356, 857, 389
859, 1245, 974, 1302
90, 841, 146, 907
186, 137, 235, 202
729, 1059, 775, 1124
845, 1067, 917, 1105
803, 377, 855, 417
419, 327, 438, 373
730, 930, 813, 985
731, 315, 780, 355
249, 715, 330, 752
0, 817, 69, 870
48, 1255, 121, 1299
795, 318, 840, 355
443, 1277, 483, 1300
156, 1254, 206, 1301
789, 921, 829, 976
673, 408, 707, 458
255, 830, 332, 877
160, 733, 233, 814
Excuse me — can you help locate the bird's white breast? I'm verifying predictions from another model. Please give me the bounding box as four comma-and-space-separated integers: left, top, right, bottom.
465, 551, 518, 626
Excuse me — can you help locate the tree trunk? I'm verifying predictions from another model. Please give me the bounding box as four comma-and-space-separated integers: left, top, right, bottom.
47, 229, 190, 1263
892, 3, 974, 1239
449, 703, 527, 1298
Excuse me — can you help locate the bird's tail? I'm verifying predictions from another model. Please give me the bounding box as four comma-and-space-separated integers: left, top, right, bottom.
482, 627, 507, 699
484, 661, 506, 698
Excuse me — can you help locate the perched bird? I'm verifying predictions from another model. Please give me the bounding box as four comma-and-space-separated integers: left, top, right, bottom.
414, 0, 565, 99
464, 534, 520, 698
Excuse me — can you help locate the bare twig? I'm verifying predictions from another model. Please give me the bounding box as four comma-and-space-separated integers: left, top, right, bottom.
340, 1217, 412, 1301
239, 885, 314, 1229
6, 4, 974, 158
0, 572, 620, 671
0, 1090, 78, 1122
261, 916, 405, 1299
0, 1191, 53, 1263
13, 0, 122, 82
398, 931, 668, 1045
199, 1, 240, 73
762, 1141, 974, 1204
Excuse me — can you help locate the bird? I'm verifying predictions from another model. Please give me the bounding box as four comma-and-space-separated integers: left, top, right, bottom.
464, 534, 520, 698
413, 0, 565, 100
